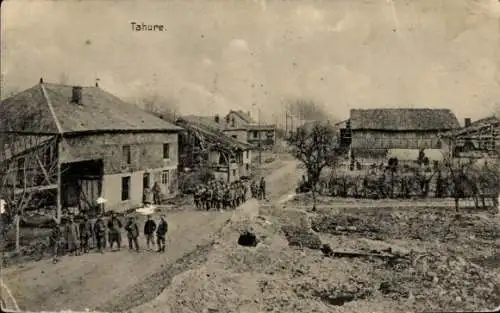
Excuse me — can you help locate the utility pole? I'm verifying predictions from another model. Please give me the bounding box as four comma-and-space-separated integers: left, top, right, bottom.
258, 107, 262, 165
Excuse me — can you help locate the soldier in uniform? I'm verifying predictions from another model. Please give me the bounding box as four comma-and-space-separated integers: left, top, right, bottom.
94, 215, 106, 253
64, 215, 80, 256
79, 215, 93, 254
250, 180, 257, 198
156, 215, 168, 252
194, 186, 201, 209
259, 177, 267, 200
49, 218, 62, 263
204, 185, 213, 211
107, 212, 122, 251
125, 216, 140, 252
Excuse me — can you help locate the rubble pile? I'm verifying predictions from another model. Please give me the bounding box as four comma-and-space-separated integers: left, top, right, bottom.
281, 225, 322, 250
370, 253, 500, 312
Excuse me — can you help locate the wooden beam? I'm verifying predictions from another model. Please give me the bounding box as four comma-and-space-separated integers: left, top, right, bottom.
35, 154, 53, 185
13, 184, 57, 195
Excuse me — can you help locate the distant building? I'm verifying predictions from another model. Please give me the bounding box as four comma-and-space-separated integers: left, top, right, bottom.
0, 80, 183, 215
175, 115, 253, 182
441, 115, 500, 159
222, 110, 276, 150
342, 108, 460, 165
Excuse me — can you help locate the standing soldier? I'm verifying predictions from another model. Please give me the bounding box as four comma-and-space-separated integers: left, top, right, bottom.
153, 182, 162, 205
94, 215, 106, 253
144, 214, 156, 250
229, 185, 236, 209
250, 180, 257, 198
64, 216, 80, 256
107, 212, 122, 251
204, 185, 213, 211
80, 215, 93, 254
125, 216, 140, 252
156, 215, 168, 253
194, 186, 201, 209
259, 177, 267, 200
49, 218, 62, 263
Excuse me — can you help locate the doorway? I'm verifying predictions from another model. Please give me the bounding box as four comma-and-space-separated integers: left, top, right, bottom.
143, 173, 151, 203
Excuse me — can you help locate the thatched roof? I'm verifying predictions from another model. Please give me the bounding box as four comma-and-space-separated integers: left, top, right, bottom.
350, 108, 460, 131
0, 82, 182, 135
176, 116, 253, 151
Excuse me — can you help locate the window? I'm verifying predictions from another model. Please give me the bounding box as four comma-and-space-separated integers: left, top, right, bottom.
231, 117, 235, 127
245, 151, 249, 159
122, 145, 131, 164
232, 135, 237, 139
121, 176, 131, 201
232, 169, 236, 177
253, 131, 258, 139
163, 143, 170, 160
246, 164, 249, 171
161, 170, 170, 185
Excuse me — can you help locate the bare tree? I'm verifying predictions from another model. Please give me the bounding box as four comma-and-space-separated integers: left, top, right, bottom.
287, 121, 340, 210
138, 92, 180, 123
286, 99, 333, 122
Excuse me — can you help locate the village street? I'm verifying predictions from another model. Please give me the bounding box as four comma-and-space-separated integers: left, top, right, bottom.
1, 155, 300, 312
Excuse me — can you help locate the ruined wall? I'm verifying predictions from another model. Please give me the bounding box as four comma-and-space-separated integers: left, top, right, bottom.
59, 132, 179, 174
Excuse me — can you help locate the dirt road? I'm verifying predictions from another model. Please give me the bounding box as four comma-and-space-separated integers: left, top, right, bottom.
1, 157, 299, 312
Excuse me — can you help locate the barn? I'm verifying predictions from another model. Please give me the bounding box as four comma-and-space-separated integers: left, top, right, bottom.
344, 108, 460, 166
0, 79, 183, 218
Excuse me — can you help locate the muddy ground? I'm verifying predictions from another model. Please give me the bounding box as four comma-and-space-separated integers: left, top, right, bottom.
134, 193, 499, 313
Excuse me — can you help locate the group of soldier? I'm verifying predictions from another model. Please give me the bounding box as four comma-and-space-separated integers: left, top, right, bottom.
193, 177, 267, 211
49, 212, 168, 263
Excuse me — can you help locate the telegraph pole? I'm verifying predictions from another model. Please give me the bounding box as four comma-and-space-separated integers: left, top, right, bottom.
258, 107, 262, 164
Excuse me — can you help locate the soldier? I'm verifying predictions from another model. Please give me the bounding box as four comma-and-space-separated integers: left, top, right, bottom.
79, 215, 93, 254
259, 177, 266, 200
250, 180, 257, 198
152, 182, 162, 205
194, 186, 201, 209
144, 214, 156, 250
107, 212, 122, 251
94, 215, 106, 253
49, 218, 62, 263
214, 185, 223, 211
156, 215, 168, 253
125, 216, 140, 252
205, 186, 213, 211
64, 215, 80, 256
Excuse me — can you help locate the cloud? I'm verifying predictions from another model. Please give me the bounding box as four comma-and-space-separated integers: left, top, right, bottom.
1, 1, 499, 122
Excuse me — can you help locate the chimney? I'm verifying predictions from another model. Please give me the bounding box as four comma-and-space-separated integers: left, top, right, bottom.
71, 86, 82, 104
464, 118, 471, 127
214, 114, 220, 124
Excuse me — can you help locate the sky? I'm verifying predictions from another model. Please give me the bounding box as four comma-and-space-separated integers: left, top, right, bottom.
1, 0, 500, 124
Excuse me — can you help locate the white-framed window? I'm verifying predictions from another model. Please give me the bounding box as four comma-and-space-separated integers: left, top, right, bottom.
161, 170, 170, 185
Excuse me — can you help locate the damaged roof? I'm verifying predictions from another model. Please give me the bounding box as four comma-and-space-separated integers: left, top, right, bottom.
176, 115, 253, 150
350, 108, 460, 131
0, 82, 183, 135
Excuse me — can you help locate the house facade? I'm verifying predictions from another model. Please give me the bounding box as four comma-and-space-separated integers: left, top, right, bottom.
344, 108, 460, 166
0, 80, 182, 216
222, 110, 277, 149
